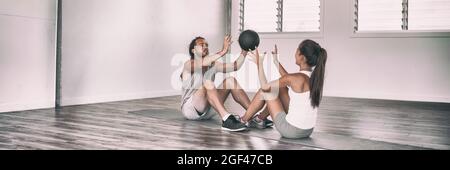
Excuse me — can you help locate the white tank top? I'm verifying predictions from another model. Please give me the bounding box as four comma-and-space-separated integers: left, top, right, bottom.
286, 71, 318, 130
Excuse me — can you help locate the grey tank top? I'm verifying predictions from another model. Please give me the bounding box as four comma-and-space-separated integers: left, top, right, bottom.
180, 64, 217, 108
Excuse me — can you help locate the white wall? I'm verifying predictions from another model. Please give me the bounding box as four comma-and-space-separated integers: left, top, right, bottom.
231, 0, 450, 103
0, 0, 57, 113
61, 0, 226, 106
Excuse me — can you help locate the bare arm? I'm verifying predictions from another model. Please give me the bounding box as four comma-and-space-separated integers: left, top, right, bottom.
250, 49, 269, 88
201, 50, 228, 67
263, 75, 290, 93
250, 48, 303, 100
271, 45, 288, 76
184, 35, 232, 72
202, 35, 232, 66
214, 50, 247, 73
255, 73, 293, 101
185, 51, 226, 72
273, 56, 288, 76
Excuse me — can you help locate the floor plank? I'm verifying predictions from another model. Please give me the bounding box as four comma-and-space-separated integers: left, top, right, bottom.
0, 95, 449, 150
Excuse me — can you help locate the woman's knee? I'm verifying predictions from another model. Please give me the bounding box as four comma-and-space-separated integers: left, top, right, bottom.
203, 80, 216, 90
223, 77, 238, 89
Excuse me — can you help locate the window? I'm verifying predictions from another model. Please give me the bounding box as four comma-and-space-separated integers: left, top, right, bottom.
355, 0, 450, 32
356, 0, 403, 31
240, 0, 321, 33
242, 0, 279, 32
283, 0, 321, 32
409, 0, 450, 31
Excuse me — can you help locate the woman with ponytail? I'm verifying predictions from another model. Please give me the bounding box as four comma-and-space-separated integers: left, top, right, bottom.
241, 39, 327, 139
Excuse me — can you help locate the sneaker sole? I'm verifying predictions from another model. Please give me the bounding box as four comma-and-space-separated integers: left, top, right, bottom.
249, 124, 266, 129
221, 127, 247, 132
249, 122, 272, 129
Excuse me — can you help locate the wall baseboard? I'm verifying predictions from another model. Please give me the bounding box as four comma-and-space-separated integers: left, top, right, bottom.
0, 100, 55, 113
61, 90, 180, 106
2, 90, 447, 113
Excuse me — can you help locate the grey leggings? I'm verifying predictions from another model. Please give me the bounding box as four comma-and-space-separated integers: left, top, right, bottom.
274, 112, 313, 139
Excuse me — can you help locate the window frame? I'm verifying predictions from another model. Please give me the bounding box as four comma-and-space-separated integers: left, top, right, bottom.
351, 0, 450, 38
240, 0, 325, 39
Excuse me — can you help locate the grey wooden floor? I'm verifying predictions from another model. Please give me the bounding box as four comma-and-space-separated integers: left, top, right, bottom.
0, 95, 449, 150
318, 97, 450, 150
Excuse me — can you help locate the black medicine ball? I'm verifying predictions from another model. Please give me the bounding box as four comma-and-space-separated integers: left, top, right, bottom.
238, 30, 260, 51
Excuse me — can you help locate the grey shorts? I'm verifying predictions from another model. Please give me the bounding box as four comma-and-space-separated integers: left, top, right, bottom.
274, 112, 313, 139
181, 97, 216, 120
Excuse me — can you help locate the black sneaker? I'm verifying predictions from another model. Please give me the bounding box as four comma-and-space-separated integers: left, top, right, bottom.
264, 118, 274, 127
249, 115, 273, 129
222, 115, 247, 132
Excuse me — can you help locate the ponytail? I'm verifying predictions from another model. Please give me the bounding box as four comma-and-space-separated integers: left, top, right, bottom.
310, 47, 327, 108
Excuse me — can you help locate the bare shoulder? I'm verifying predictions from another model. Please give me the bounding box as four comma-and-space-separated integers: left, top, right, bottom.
183, 60, 194, 67
284, 73, 309, 93
183, 60, 196, 71
283, 73, 308, 82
